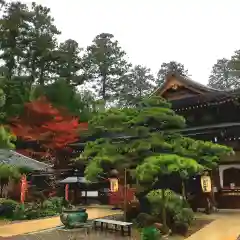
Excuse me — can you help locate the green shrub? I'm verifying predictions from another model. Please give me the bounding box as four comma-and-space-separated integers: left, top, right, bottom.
13, 204, 25, 220
24, 201, 59, 220
48, 197, 63, 212
42, 197, 63, 213
136, 213, 157, 228
0, 199, 19, 218
147, 189, 193, 231
0, 197, 63, 220
173, 207, 194, 226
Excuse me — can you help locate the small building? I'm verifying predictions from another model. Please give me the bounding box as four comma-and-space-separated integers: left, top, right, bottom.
58, 176, 109, 205
0, 149, 52, 200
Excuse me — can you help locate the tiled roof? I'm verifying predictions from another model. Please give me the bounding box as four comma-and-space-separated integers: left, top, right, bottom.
59, 176, 89, 184
0, 149, 52, 171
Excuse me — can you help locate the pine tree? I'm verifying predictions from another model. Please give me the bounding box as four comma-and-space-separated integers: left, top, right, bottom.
55, 39, 87, 86
118, 65, 156, 106
208, 58, 238, 90
82, 33, 131, 104
79, 96, 232, 229
157, 61, 189, 87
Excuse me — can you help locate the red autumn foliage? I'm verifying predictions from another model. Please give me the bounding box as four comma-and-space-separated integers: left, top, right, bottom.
10, 97, 88, 160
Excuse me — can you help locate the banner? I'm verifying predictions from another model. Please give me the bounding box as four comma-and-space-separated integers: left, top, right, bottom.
20, 175, 27, 203
201, 176, 212, 193
65, 184, 69, 201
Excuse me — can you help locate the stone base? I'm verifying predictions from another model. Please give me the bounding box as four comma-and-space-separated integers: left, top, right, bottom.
57, 227, 91, 239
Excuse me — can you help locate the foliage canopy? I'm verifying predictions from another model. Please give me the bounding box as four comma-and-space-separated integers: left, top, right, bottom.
79, 96, 232, 186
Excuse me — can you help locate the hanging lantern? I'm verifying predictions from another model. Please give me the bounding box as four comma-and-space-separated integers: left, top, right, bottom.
201, 174, 212, 193
109, 178, 119, 192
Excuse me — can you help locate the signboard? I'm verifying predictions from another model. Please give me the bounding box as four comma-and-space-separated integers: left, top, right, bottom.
109, 178, 119, 192
201, 176, 212, 193
222, 192, 240, 196
221, 189, 240, 196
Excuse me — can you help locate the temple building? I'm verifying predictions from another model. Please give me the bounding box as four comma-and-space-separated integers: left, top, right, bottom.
154, 73, 240, 208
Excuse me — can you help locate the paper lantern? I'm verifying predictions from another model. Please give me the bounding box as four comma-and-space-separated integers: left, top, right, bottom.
201, 176, 212, 193
109, 178, 119, 192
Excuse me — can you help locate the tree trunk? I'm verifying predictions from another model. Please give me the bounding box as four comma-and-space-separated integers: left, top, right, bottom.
101, 73, 107, 109
30, 59, 37, 86
39, 61, 45, 86
161, 189, 167, 229
181, 179, 186, 200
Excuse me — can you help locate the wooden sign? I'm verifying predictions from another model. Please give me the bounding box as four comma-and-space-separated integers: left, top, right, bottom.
222, 192, 240, 196
201, 176, 212, 193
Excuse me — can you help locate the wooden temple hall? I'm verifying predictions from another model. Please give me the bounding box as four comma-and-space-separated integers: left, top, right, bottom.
154, 74, 240, 208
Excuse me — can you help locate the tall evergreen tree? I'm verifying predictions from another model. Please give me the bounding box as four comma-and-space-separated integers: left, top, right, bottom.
31, 79, 97, 121
157, 61, 189, 87
22, 2, 60, 86
0, 1, 30, 79
208, 58, 237, 90
83, 33, 131, 104
119, 65, 156, 106
0, 2, 33, 118
55, 39, 87, 86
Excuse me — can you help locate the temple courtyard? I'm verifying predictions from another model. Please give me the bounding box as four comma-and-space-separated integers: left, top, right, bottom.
0, 208, 239, 240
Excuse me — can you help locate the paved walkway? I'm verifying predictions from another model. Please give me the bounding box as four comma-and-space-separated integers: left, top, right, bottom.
1, 209, 240, 239
186, 212, 240, 240
0, 207, 122, 237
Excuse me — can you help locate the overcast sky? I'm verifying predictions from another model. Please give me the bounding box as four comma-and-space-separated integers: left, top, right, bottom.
14, 0, 240, 84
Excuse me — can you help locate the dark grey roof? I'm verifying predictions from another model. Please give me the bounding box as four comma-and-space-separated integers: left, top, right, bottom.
0, 149, 53, 171
59, 176, 90, 184
178, 75, 222, 92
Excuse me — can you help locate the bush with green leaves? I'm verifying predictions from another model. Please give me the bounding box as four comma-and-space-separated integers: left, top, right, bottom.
24, 197, 63, 220
147, 189, 194, 231
173, 207, 194, 226
0, 198, 19, 218
42, 197, 64, 213
0, 164, 21, 180
0, 197, 64, 220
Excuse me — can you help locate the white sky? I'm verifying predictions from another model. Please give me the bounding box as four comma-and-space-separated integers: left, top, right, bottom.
11, 0, 240, 84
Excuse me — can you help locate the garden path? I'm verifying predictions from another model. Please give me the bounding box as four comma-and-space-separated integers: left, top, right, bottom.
0, 206, 122, 237
186, 211, 240, 240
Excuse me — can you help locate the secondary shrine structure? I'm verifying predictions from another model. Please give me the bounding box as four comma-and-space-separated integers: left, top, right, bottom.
154, 73, 240, 209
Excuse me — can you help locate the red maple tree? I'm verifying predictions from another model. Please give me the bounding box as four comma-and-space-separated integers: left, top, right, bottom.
10, 97, 88, 162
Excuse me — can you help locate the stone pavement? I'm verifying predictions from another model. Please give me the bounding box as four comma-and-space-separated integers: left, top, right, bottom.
186, 211, 240, 240
1, 209, 240, 239
0, 207, 122, 237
